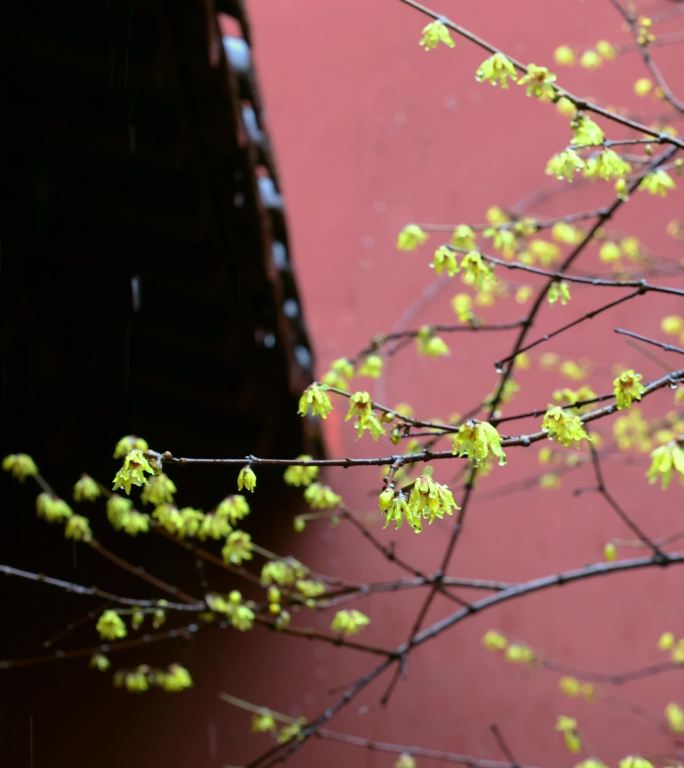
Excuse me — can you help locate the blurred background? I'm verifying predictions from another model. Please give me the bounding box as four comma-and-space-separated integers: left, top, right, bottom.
1, 1, 684, 766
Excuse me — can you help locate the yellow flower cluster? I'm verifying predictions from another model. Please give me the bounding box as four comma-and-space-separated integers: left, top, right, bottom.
451, 420, 506, 467
419, 21, 455, 51
345, 391, 386, 439
542, 406, 590, 447
382, 472, 459, 533
612, 370, 646, 410
330, 609, 370, 636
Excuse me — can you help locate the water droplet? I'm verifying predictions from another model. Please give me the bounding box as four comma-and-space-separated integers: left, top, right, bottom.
494, 362, 505, 375
282, 299, 299, 319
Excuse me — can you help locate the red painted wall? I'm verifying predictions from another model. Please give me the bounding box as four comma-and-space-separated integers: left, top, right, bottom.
222, 2, 684, 767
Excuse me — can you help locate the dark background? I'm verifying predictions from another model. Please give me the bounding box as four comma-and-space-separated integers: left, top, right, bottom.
0, 1, 315, 765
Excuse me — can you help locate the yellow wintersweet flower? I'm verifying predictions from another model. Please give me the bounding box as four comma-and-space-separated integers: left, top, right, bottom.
580, 50, 602, 69
140, 473, 177, 506
277, 719, 306, 745
552, 385, 597, 411
613, 409, 651, 452
476, 53, 517, 88
620, 237, 641, 261
397, 224, 428, 250
431, 245, 459, 277
658, 631, 675, 651
484, 226, 517, 258
460, 251, 496, 290
219, 591, 255, 632
614, 178, 629, 201
406, 471, 459, 532
283, 456, 319, 488
482, 629, 508, 651
345, 391, 386, 440
559, 676, 581, 696
516, 286, 533, 304
666, 703, 684, 733
221, 530, 253, 565
416, 326, 450, 357
36, 493, 73, 523
576, 760, 608, 768
647, 440, 684, 489
198, 512, 231, 541
486, 206, 508, 225
505, 643, 535, 663
546, 150, 585, 182
304, 482, 342, 509
518, 220, 541, 238
542, 406, 590, 447
560, 360, 589, 381
321, 357, 355, 391
395, 755, 417, 768
113, 435, 149, 459
584, 150, 631, 181
383, 492, 413, 531
298, 383, 333, 419
359, 354, 383, 378
451, 224, 477, 250
518, 64, 557, 100
96, 609, 127, 641
229, 602, 256, 631
65, 515, 93, 542
599, 242, 620, 262
556, 715, 581, 753
572, 115, 605, 147
260, 558, 307, 587
640, 169, 676, 197
529, 239, 560, 266
637, 16, 655, 46
672, 639, 684, 663
560, 677, 594, 700
296, 579, 326, 599
237, 466, 257, 493
515, 352, 530, 369
556, 97, 577, 118
619, 757, 653, 768
216, 494, 250, 524
596, 40, 616, 59
159, 664, 193, 692
548, 281, 571, 305
331, 609, 370, 635
2, 453, 38, 481
451, 293, 473, 323
613, 370, 646, 410
251, 710, 277, 733
90, 653, 110, 672
112, 449, 156, 495
554, 46, 575, 66
661, 315, 683, 335
634, 78, 653, 96
552, 222, 583, 244
451, 420, 506, 467
419, 20, 455, 51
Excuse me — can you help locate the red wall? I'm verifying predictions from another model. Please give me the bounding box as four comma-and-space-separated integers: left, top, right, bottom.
223, 2, 684, 767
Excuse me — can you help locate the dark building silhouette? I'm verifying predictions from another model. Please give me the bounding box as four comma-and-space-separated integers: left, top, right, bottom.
0, 1, 316, 765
